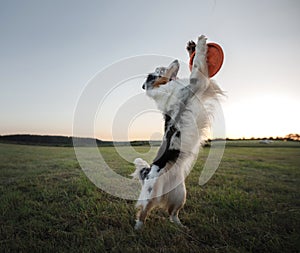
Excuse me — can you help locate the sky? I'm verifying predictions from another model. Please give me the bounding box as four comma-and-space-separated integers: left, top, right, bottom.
1, 0, 299, 140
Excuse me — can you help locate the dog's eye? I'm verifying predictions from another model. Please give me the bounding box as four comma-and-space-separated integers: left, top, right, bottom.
155, 68, 166, 76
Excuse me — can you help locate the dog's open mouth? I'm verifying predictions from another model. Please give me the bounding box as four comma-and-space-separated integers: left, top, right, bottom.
142, 76, 172, 90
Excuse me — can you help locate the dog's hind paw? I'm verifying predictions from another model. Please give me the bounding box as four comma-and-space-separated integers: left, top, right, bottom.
134, 220, 144, 230
170, 215, 184, 226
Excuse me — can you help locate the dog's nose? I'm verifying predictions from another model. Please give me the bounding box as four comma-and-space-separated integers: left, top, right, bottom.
142, 83, 145, 89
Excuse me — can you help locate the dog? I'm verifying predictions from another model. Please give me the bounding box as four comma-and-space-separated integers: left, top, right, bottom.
131, 35, 224, 230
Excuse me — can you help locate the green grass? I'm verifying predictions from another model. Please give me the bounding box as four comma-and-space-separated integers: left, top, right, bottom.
0, 142, 299, 252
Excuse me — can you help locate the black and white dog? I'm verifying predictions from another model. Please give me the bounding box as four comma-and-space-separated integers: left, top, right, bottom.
131, 35, 223, 230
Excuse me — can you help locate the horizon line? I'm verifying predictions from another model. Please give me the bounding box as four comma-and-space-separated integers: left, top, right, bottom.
0, 133, 298, 142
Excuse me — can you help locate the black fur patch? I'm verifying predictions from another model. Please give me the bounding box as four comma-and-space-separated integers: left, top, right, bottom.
152, 87, 192, 170
143, 74, 158, 89
146, 74, 157, 83
140, 167, 150, 180
152, 122, 180, 168
164, 114, 171, 132
147, 187, 152, 193
190, 78, 198, 85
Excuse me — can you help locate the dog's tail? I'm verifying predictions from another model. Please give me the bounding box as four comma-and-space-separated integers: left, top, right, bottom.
130, 158, 150, 180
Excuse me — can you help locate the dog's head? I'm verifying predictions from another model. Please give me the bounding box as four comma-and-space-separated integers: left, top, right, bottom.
142, 60, 179, 90
142, 60, 184, 113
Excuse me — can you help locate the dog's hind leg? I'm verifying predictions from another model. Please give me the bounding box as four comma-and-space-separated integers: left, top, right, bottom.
134, 165, 162, 230
168, 203, 185, 227
169, 210, 183, 227
168, 184, 186, 227
135, 201, 154, 230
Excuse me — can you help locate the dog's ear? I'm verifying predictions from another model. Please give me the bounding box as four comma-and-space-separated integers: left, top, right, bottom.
166, 60, 180, 80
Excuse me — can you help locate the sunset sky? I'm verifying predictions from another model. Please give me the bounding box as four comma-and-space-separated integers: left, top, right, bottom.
1, 0, 299, 140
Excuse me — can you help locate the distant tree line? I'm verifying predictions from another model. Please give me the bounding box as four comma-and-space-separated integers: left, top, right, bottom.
225, 134, 300, 142
0, 133, 298, 147
284, 133, 300, 141
0, 134, 72, 146
0, 134, 161, 147
0, 134, 109, 147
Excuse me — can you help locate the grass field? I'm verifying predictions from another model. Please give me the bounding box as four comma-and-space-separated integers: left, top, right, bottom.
0, 142, 299, 252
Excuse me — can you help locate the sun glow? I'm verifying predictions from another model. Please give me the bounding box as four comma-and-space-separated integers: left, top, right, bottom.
224, 95, 299, 139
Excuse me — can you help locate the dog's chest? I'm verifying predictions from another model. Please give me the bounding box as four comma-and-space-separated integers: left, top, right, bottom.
151, 81, 187, 113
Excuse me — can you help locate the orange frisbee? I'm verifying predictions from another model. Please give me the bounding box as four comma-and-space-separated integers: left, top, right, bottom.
189, 43, 224, 77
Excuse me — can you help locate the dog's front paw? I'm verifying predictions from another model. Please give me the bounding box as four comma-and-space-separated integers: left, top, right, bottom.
197, 35, 207, 44
186, 40, 196, 57
196, 35, 207, 55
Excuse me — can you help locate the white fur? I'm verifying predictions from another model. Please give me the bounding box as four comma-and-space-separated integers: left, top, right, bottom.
136, 164, 161, 208
131, 158, 150, 180
132, 35, 223, 230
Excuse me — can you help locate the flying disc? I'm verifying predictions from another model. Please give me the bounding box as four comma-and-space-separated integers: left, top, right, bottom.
189, 43, 224, 77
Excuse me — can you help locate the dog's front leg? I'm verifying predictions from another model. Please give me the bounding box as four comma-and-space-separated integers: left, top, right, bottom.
189, 35, 209, 94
